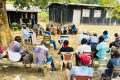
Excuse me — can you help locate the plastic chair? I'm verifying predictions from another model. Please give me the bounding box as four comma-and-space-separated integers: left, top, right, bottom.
21, 31, 32, 44
12, 27, 18, 31
60, 52, 74, 71
71, 75, 92, 80
93, 48, 112, 67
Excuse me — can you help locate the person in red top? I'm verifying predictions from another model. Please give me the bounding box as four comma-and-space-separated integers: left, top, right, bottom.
58, 40, 74, 54
58, 40, 74, 68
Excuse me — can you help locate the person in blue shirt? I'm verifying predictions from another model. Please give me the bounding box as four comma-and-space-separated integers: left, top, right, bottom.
94, 36, 108, 59
98, 49, 120, 79
71, 24, 77, 34
44, 28, 57, 50
102, 30, 109, 40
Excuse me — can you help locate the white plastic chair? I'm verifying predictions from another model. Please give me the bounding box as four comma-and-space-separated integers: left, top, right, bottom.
21, 31, 31, 44
60, 52, 74, 71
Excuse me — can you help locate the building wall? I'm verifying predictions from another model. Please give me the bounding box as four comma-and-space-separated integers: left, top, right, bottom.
7, 11, 38, 26
49, 3, 120, 25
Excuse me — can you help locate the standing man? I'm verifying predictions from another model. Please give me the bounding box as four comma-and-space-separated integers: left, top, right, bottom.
31, 15, 35, 29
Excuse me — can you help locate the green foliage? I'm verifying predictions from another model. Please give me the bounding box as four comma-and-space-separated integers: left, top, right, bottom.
100, 0, 120, 19
38, 11, 49, 22
7, 0, 100, 9
6, 0, 15, 4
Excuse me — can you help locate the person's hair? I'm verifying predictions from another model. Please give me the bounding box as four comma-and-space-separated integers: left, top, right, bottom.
46, 28, 50, 31
81, 38, 87, 45
112, 49, 120, 58
93, 33, 97, 36
51, 25, 53, 27
103, 30, 108, 34
23, 25, 26, 29
26, 24, 29, 27
114, 33, 119, 37
63, 40, 69, 46
63, 30, 67, 34
99, 36, 104, 43
15, 36, 21, 43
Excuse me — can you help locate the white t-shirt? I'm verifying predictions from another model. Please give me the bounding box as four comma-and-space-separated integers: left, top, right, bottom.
71, 66, 94, 77
78, 34, 90, 44
75, 44, 91, 54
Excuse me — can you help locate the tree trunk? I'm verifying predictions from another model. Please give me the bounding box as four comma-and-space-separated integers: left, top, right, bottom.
0, 0, 12, 48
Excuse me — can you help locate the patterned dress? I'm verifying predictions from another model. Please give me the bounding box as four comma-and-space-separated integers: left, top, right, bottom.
32, 45, 49, 66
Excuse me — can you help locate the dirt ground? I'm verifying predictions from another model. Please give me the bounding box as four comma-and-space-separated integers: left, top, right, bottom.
0, 24, 120, 80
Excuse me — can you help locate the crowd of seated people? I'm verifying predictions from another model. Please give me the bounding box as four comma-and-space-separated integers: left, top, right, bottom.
1, 26, 120, 80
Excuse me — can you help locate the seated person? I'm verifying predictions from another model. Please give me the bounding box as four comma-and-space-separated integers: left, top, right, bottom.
58, 30, 69, 44
75, 38, 91, 65
109, 33, 120, 48
94, 36, 108, 59
98, 49, 120, 79
21, 25, 32, 39
89, 33, 99, 52
44, 28, 57, 50
65, 54, 94, 80
32, 41, 57, 71
78, 31, 90, 45
71, 24, 77, 34
58, 40, 73, 67
8, 36, 22, 62
58, 40, 73, 54
102, 30, 109, 40
31, 28, 37, 45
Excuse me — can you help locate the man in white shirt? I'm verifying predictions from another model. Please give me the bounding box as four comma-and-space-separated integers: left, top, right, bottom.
75, 38, 91, 65
78, 31, 90, 44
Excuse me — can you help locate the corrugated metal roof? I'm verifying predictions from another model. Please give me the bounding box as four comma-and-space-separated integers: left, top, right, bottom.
6, 4, 40, 12
49, 2, 113, 8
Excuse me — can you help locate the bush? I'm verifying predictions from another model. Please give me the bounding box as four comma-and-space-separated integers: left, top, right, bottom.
38, 11, 49, 22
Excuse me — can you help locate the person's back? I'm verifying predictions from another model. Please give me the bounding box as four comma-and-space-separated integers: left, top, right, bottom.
78, 32, 90, 44
65, 54, 94, 80
71, 65, 94, 77
60, 47, 73, 52
90, 35, 99, 44
96, 36, 108, 59
59, 40, 73, 53
96, 42, 107, 59
98, 50, 120, 78
32, 45, 49, 65
75, 38, 91, 54
9, 41, 21, 52
8, 36, 22, 62
21, 26, 31, 38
